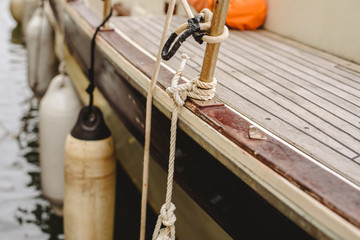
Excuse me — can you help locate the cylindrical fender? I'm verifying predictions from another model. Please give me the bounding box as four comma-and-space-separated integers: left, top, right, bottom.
26, 7, 56, 98
39, 73, 82, 215
64, 106, 116, 240
10, 0, 23, 24
22, 0, 38, 38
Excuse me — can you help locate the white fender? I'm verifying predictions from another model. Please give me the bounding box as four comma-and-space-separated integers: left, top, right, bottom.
39, 74, 82, 216
22, 0, 38, 37
64, 106, 116, 240
10, 0, 23, 24
26, 6, 56, 98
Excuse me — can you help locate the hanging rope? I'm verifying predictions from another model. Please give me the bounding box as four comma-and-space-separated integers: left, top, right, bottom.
141, 1, 227, 239
151, 54, 188, 240
139, 0, 178, 239
58, 0, 66, 76
152, 53, 217, 240
86, 8, 113, 109
33, 1, 45, 93
179, 0, 194, 18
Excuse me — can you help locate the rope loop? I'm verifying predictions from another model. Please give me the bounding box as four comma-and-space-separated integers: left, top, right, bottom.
166, 54, 217, 106
161, 8, 228, 61
166, 76, 217, 106
166, 53, 217, 106
161, 14, 205, 61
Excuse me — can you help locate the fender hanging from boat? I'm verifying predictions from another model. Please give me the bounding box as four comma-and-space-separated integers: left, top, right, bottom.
22, 0, 38, 39
39, 73, 82, 216
9, 0, 23, 24
26, 5, 56, 98
64, 106, 116, 240
63, 6, 115, 239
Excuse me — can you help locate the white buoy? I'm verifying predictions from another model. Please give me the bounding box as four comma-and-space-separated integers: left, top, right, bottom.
22, 0, 38, 38
64, 106, 116, 240
26, 5, 56, 98
9, 0, 23, 24
39, 73, 82, 216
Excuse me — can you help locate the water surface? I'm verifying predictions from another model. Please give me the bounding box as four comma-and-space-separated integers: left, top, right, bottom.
0, 1, 63, 239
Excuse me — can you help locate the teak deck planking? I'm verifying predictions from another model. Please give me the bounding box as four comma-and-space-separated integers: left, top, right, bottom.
111, 16, 360, 186
63, 1, 360, 238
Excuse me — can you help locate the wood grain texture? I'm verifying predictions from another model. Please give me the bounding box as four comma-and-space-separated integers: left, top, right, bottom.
102, 19, 360, 228
66, 1, 360, 235
109, 15, 360, 186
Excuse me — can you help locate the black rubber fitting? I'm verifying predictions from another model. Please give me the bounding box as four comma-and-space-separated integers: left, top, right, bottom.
71, 106, 111, 140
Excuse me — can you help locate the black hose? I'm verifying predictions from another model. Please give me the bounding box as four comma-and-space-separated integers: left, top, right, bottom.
161, 15, 206, 61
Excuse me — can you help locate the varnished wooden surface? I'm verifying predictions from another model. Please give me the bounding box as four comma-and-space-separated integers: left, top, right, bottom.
64, 2, 360, 236
110, 16, 360, 186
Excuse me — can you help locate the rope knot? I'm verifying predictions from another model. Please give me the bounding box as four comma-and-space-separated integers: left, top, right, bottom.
166, 54, 217, 106
160, 203, 177, 227
166, 81, 192, 107
86, 83, 95, 95
161, 8, 228, 61
155, 54, 216, 240
153, 203, 176, 240
187, 76, 217, 101
166, 76, 217, 105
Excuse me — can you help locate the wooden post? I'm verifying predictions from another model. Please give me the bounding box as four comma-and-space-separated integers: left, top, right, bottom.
199, 0, 230, 83
103, 0, 111, 29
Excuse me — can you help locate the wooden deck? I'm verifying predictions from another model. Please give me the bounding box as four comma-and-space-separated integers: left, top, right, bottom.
59, 1, 360, 238
111, 16, 360, 186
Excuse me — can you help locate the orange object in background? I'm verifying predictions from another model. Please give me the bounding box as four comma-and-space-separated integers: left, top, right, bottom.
187, 0, 267, 30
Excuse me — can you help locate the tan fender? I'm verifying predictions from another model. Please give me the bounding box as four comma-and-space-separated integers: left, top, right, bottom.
64, 106, 116, 240
22, 0, 38, 40
10, 0, 23, 24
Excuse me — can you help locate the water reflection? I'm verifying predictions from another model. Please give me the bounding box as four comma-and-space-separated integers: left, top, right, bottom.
0, 94, 64, 240
0, 1, 63, 239
11, 24, 22, 45
17, 98, 64, 240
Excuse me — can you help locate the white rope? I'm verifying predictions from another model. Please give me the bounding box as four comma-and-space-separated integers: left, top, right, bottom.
179, 0, 194, 18
167, 75, 217, 104
152, 54, 216, 240
140, 0, 178, 239
58, 0, 66, 75
143, 2, 224, 239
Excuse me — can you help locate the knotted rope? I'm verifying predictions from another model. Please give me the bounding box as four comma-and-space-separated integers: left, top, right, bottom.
152, 54, 216, 240
142, 1, 227, 239
140, 0, 178, 239
162, 8, 229, 60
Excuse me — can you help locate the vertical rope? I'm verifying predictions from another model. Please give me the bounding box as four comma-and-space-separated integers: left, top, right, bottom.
139, 0, 178, 239
33, 2, 44, 93
58, 0, 66, 75
179, 0, 194, 18
152, 54, 189, 240
86, 8, 113, 110
141, 1, 221, 239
